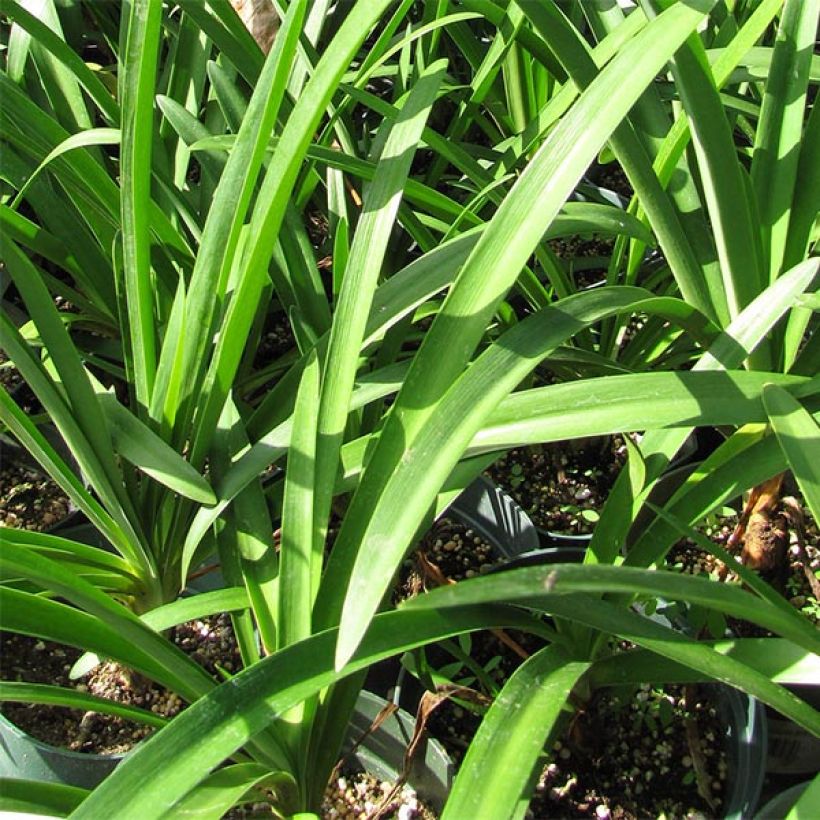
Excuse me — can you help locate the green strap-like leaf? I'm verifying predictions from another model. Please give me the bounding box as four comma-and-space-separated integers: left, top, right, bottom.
787, 773, 820, 820
0, 778, 88, 818
9, 128, 120, 211
278, 351, 320, 650
522, 0, 721, 324
98, 391, 216, 505
0, 681, 167, 728
313, 60, 447, 549
763, 383, 820, 522
401, 578, 820, 735
442, 646, 590, 820
149, 276, 188, 435
120, 0, 163, 410
187, 0, 392, 467
161, 763, 278, 819
140, 588, 250, 633
589, 639, 820, 688
276, 350, 322, 770
0, 526, 136, 578
474, 370, 816, 452
649, 0, 764, 322
0, 327, 149, 572
404, 563, 819, 653
750, 0, 820, 279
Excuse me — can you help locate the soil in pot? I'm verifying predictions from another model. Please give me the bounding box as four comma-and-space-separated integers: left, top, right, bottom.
0, 613, 241, 754
486, 437, 628, 537
528, 683, 733, 819
227, 769, 438, 820
394, 514, 502, 601
0, 351, 24, 393
321, 769, 436, 820
548, 236, 616, 291
409, 654, 747, 818
414, 638, 745, 819
0, 460, 72, 531
588, 162, 634, 201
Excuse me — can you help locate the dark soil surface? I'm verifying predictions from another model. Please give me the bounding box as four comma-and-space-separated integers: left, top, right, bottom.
592, 163, 634, 200
395, 516, 501, 603
549, 236, 615, 291
0, 614, 241, 755
0, 352, 24, 392
0, 461, 72, 531
253, 313, 296, 369
486, 437, 628, 535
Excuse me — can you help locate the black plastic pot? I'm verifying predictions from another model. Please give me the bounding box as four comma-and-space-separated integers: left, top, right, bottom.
447, 474, 589, 570
0, 691, 453, 805
0, 712, 121, 790
719, 684, 768, 820
765, 684, 820, 776
344, 691, 453, 812
447, 475, 539, 556
756, 780, 813, 819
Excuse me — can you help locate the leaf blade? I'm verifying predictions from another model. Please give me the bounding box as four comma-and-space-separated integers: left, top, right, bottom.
763, 383, 820, 522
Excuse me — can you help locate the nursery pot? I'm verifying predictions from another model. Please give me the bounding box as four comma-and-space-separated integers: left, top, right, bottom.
0, 691, 453, 804
755, 780, 813, 819
447, 475, 539, 557
344, 690, 453, 812
401, 542, 767, 819
718, 684, 768, 820
765, 684, 820, 775
447, 475, 594, 567
0, 712, 121, 790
